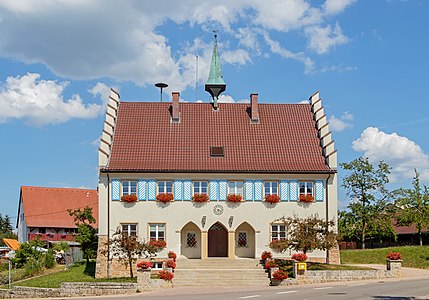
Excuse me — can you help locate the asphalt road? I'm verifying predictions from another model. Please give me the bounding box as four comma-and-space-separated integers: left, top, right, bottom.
72, 279, 429, 300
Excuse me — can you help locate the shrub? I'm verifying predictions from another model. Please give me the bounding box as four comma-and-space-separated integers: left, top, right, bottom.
43, 249, 56, 269
269, 239, 289, 253
192, 194, 209, 202
24, 257, 43, 277
265, 194, 280, 203
265, 260, 278, 269
136, 261, 153, 269
156, 193, 174, 203
260, 251, 272, 260
386, 252, 402, 260
272, 270, 288, 280
227, 194, 243, 202
121, 194, 138, 202
291, 253, 308, 262
166, 259, 176, 269
168, 251, 177, 261
159, 270, 174, 281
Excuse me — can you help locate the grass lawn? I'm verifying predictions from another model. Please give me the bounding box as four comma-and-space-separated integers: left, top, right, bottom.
13, 262, 136, 288
340, 246, 429, 269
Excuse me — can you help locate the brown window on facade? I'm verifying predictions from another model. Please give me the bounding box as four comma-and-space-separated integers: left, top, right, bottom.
210, 146, 224, 157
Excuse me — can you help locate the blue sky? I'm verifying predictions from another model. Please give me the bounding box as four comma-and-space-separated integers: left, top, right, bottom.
1, 0, 429, 223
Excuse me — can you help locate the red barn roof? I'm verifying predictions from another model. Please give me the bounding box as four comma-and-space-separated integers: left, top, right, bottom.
104, 102, 333, 173
19, 186, 98, 228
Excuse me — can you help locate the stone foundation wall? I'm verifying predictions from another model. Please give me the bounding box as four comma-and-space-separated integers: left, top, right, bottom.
296, 270, 394, 284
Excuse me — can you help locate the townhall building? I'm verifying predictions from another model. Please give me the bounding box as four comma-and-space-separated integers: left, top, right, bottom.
95, 37, 338, 277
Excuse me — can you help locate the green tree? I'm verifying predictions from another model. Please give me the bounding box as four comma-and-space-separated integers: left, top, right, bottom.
68, 206, 98, 264
102, 230, 166, 278
395, 170, 429, 246
340, 157, 394, 249
268, 214, 338, 255
0, 214, 17, 246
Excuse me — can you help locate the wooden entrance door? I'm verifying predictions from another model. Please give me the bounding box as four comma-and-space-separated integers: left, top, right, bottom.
208, 223, 228, 257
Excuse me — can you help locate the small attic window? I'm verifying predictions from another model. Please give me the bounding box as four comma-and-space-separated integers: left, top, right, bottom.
210, 146, 224, 157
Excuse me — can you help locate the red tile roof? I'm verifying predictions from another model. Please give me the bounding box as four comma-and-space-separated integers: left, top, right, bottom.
105, 102, 334, 173
20, 186, 98, 228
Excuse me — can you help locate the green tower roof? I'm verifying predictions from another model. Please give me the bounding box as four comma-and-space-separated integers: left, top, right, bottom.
206, 34, 226, 85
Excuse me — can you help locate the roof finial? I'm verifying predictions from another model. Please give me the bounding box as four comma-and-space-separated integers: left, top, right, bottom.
205, 31, 226, 110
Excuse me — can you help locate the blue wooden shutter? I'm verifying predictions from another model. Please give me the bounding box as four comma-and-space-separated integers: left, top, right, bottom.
174, 180, 183, 201
289, 180, 298, 202
254, 180, 263, 201
315, 180, 324, 202
219, 180, 227, 201
244, 180, 253, 201
280, 180, 289, 201
112, 179, 120, 201
148, 179, 156, 200
138, 179, 147, 200
183, 180, 192, 201
210, 180, 219, 200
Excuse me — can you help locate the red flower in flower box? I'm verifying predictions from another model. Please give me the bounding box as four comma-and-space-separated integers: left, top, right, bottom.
227, 194, 243, 202
265, 260, 278, 269
265, 194, 280, 203
272, 270, 288, 280
136, 261, 153, 269
159, 270, 174, 281
156, 193, 174, 203
386, 252, 402, 260
121, 194, 138, 202
166, 259, 176, 269
291, 253, 307, 262
192, 194, 209, 202
168, 251, 177, 261
149, 239, 167, 250
299, 194, 314, 203
261, 251, 272, 261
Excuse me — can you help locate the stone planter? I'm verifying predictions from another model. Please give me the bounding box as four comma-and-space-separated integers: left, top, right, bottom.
270, 278, 282, 286
137, 268, 152, 291
386, 259, 402, 277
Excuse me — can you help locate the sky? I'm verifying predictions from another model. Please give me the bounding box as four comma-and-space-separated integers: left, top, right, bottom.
1, 0, 429, 224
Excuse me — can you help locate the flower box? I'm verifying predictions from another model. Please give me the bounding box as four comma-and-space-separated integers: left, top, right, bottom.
149, 239, 167, 250
121, 194, 138, 202
227, 194, 243, 202
156, 193, 174, 203
299, 194, 314, 203
291, 253, 307, 262
192, 193, 209, 202
166, 259, 176, 269
272, 269, 288, 281
265, 260, 278, 269
386, 252, 402, 260
136, 261, 153, 270
168, 251, 177, 261
265, 194, 280, 203
159, 270, 174, 281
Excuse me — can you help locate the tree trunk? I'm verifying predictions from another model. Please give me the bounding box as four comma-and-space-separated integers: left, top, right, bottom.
419, 231, 423, 246
129, 259, 134, 278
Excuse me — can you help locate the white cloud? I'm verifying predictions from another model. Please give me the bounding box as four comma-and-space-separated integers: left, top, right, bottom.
305, 22, 349, 54
323, 0, 356, 15
329, 111, 353, 132
352, 127, 429, 182
221, 49, 251, 65
298, 100, 310, 104
217, 95, 236, 103
89, 82, 112, 105
0, 73, 104, 125
319, 64, 357, 73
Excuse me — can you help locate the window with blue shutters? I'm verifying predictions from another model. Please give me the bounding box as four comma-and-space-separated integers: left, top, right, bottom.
122, 181, 137, 195
264, 181, 278, 196
194, 181, 208, 195
315, 180, 324, 202
228, 181, 243, 196
158, 181, 173, 194
111, 179, 120, 201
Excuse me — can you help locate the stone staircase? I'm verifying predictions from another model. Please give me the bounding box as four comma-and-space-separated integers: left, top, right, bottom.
173, 258, 269, 287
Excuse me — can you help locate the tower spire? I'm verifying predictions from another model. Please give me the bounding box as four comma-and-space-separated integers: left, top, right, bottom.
205, 33, 226, 110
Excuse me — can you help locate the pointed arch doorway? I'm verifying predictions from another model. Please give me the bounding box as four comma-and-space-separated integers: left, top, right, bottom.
208, 222, 228, 257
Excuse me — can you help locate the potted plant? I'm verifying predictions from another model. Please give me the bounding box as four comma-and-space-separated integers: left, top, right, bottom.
168, 251, 177, 261
121, 194, 138, 202
386, 252, 402, 260
227, 194, 243, 202
260, 251, 272, 261
299, 194, 314, 203
166, 259, 176, 270
159, 270, 174, 281
265, 194, 280, 203
136, 261, 153, 270
291, 253, 308, 262
192, 193, 209, 202
271, 269, 288, 286
265, 260, 278, 270
156, 193, 174, 203
386, 252, 402, 272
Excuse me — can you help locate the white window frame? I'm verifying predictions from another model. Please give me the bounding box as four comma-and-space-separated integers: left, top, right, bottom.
299, 181, 314, 196
149, 223, 165, 241
121, 223, 137, 237
228, 181, 244, 195
122, 180, 137, 196
193, 181, 208, 195
271, 224, 286, 241
158, 180, 173, 194
264, 181, 278, 196
152, 262, 163, 270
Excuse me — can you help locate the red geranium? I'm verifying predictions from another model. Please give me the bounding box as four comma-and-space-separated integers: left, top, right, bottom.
291, 253, 307, 262
159, 270, 174, 281
299, 194, 314, 203
261, 251, 272, 260
156, 193, 174, 203
166, 259, 176, 269
265, 194, 280, 203
227, 194, 243, 202
136, 261, 153, 269
192, 194, 209, 202
168, 251, 177, 261
149, 239, 167, 250
386, 252, 402, 260
121, 194, 138, 202
265, 260, 278, 269
272, 270, 288, 280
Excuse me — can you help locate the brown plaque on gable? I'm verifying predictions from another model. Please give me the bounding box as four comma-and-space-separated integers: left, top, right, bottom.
210, 146, 224, 157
